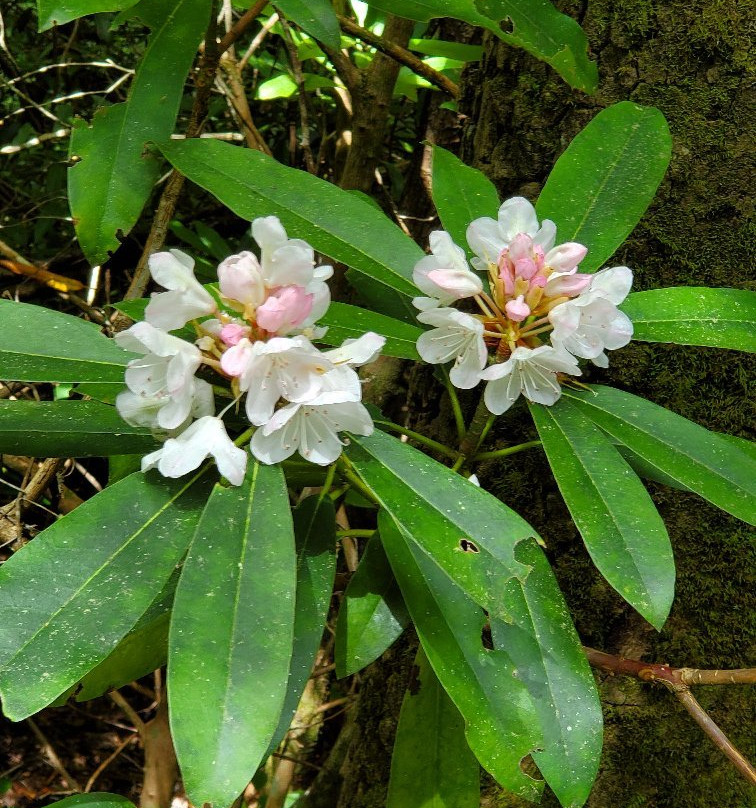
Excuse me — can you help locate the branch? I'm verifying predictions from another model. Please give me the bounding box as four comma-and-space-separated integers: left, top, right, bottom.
584, 647, 756, 786
337, 15, 460, 99
217, 0, 269, 56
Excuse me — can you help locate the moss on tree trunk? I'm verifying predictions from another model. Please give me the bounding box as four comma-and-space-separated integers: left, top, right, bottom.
462, 1, 755, 806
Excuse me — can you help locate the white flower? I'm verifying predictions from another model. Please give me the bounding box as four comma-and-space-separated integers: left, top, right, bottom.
480, 344, 581, 414
549, 266, 634, 364
141, 416, 248, 485
416, 308, 487, 389
323, 332, 386, 367
412, 231, 482, 309
466, 197, 556, 272
220, 335, 341, 425
144, 250, 216, 330
250, 393, 374, 466
115, 322, 213, 430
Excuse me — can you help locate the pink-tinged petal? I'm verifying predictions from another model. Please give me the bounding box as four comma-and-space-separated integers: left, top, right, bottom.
545, 271, 592, 298
256, 285, 314, 333
220, 338, 255, 377
220, 323, 249, 346
514, 257, 537, 280
544, 242, 588, 273
218, 251, 266, 309
426, 267, 482, 298
505, 295, 531, 322
497, 197, 539, 242
508, 233, 534, 262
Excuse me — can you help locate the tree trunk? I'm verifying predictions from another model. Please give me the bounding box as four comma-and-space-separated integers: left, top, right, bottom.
331, 2, 754, 806
462, 2, 754, 806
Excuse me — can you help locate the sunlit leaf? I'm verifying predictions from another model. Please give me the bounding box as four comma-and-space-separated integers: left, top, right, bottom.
621, 287, 756, 352
68, 0, 212, 264
158, 139, 421, 308
564, 386, 756, 525
0, 400, 156, 457
267, 492, 337, 752
169, 462, 296, 808
379, 511, 543, 800
431, 146, 500, 258
365, 0, 597, 92
319, 303, 422, 360
531, 399, 674, 629
537, 102, 671, 273
0, 471, 211, 720
0, 299, 132, 382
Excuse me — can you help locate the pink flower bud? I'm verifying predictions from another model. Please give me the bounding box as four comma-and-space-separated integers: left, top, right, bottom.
508, 233, 534, 262
545, 272, 592, 298
220, 323, 249, 346
515, 257, 538, 280
218, 251, 265, 309
256, 285, 314, 334
544, 242, 588, 273
506, 295, 531, 322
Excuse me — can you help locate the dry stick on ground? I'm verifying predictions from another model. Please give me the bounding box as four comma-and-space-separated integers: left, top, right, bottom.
117, 1, 269, 311
584, 647, 756, 785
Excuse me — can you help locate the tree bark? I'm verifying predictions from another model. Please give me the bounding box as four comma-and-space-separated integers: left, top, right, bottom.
461, 2, 754, 806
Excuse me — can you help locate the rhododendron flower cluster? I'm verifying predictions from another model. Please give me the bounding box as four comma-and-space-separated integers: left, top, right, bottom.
115, 216, 385, 484
413, 197, 633, 413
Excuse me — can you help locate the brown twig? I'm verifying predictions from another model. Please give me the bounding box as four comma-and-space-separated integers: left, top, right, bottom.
279, 16, 316, 173
584, 647, 756, 786
26, 717, 82, 791
337, 15, 460, 99
84, 734, 137, 792
109, 690, 146, 733
217, 0, 269, 56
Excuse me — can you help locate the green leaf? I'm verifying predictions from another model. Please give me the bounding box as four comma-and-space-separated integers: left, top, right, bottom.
387, 647, 479, 808
621, 288, 756, 352
275, 0, 341, 49
37, 1, 139, 31
409, 38, 483, 61
346, 430, 535, 622
474, 0, 598, 92
0, 400, 157, 457
0, 471, 212, 720
489, 539, 602, 808
267, 492, 337, 752
431, 146, 500, 258
365, 0, 597, 92
530, 399, 674, 629
537, 102, 672, 273
348, 431, 601, 803
74, 572, 176, 701
46, 795, 136, 808
68, 0, 213, 264
379, 511, 542, 800
0, 299, 132, 382
335, 533, 410, 678
564, 386, 756, 525
318, 303, 422, 360
157, 138, 422, 302
168, 462, 296, 808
